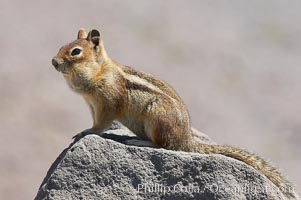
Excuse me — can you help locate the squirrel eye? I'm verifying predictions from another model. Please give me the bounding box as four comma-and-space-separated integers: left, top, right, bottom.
71, 48, 82, 56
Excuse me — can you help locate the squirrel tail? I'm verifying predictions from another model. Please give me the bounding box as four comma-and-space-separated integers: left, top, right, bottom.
175, 140, 299, 199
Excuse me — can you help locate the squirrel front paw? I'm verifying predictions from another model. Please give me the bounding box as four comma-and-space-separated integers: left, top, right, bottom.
72, 129, 103, 142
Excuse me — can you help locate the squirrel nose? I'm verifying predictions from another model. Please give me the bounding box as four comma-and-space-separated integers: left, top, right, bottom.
52, 58, 59, 68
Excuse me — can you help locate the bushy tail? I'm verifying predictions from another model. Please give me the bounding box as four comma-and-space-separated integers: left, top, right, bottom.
177, 140, 299, 199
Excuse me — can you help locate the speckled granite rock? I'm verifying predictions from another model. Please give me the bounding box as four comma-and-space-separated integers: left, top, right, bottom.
35, 122, 288, 200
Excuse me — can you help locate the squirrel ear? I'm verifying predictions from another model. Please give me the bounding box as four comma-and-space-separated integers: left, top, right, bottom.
77, 28, 87, 39
87, 29, 100, 46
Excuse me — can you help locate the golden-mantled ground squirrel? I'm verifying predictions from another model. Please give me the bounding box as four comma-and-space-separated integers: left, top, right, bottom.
52, 28, 298, 199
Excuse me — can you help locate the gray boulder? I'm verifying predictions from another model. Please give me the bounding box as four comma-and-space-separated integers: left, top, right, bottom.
35, 122, 287, 200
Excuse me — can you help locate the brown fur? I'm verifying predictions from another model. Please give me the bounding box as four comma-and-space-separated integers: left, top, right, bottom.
52, 28, 299, 199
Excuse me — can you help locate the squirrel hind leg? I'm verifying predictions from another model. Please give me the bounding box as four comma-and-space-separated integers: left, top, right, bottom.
142, 96, 192, 149
143, 113, 191, 150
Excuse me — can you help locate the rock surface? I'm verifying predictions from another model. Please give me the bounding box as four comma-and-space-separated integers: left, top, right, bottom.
35, 122, 287, 200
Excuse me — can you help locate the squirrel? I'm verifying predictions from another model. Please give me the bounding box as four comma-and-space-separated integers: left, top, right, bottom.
52, 28, 298, 199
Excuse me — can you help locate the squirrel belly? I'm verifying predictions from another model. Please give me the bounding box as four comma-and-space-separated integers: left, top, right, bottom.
52, 28, 299, 199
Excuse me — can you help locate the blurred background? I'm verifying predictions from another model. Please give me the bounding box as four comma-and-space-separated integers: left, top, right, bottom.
0, 0, 300, 199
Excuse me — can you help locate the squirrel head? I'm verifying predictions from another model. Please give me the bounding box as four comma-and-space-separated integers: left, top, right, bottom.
52, 28, 108, 77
